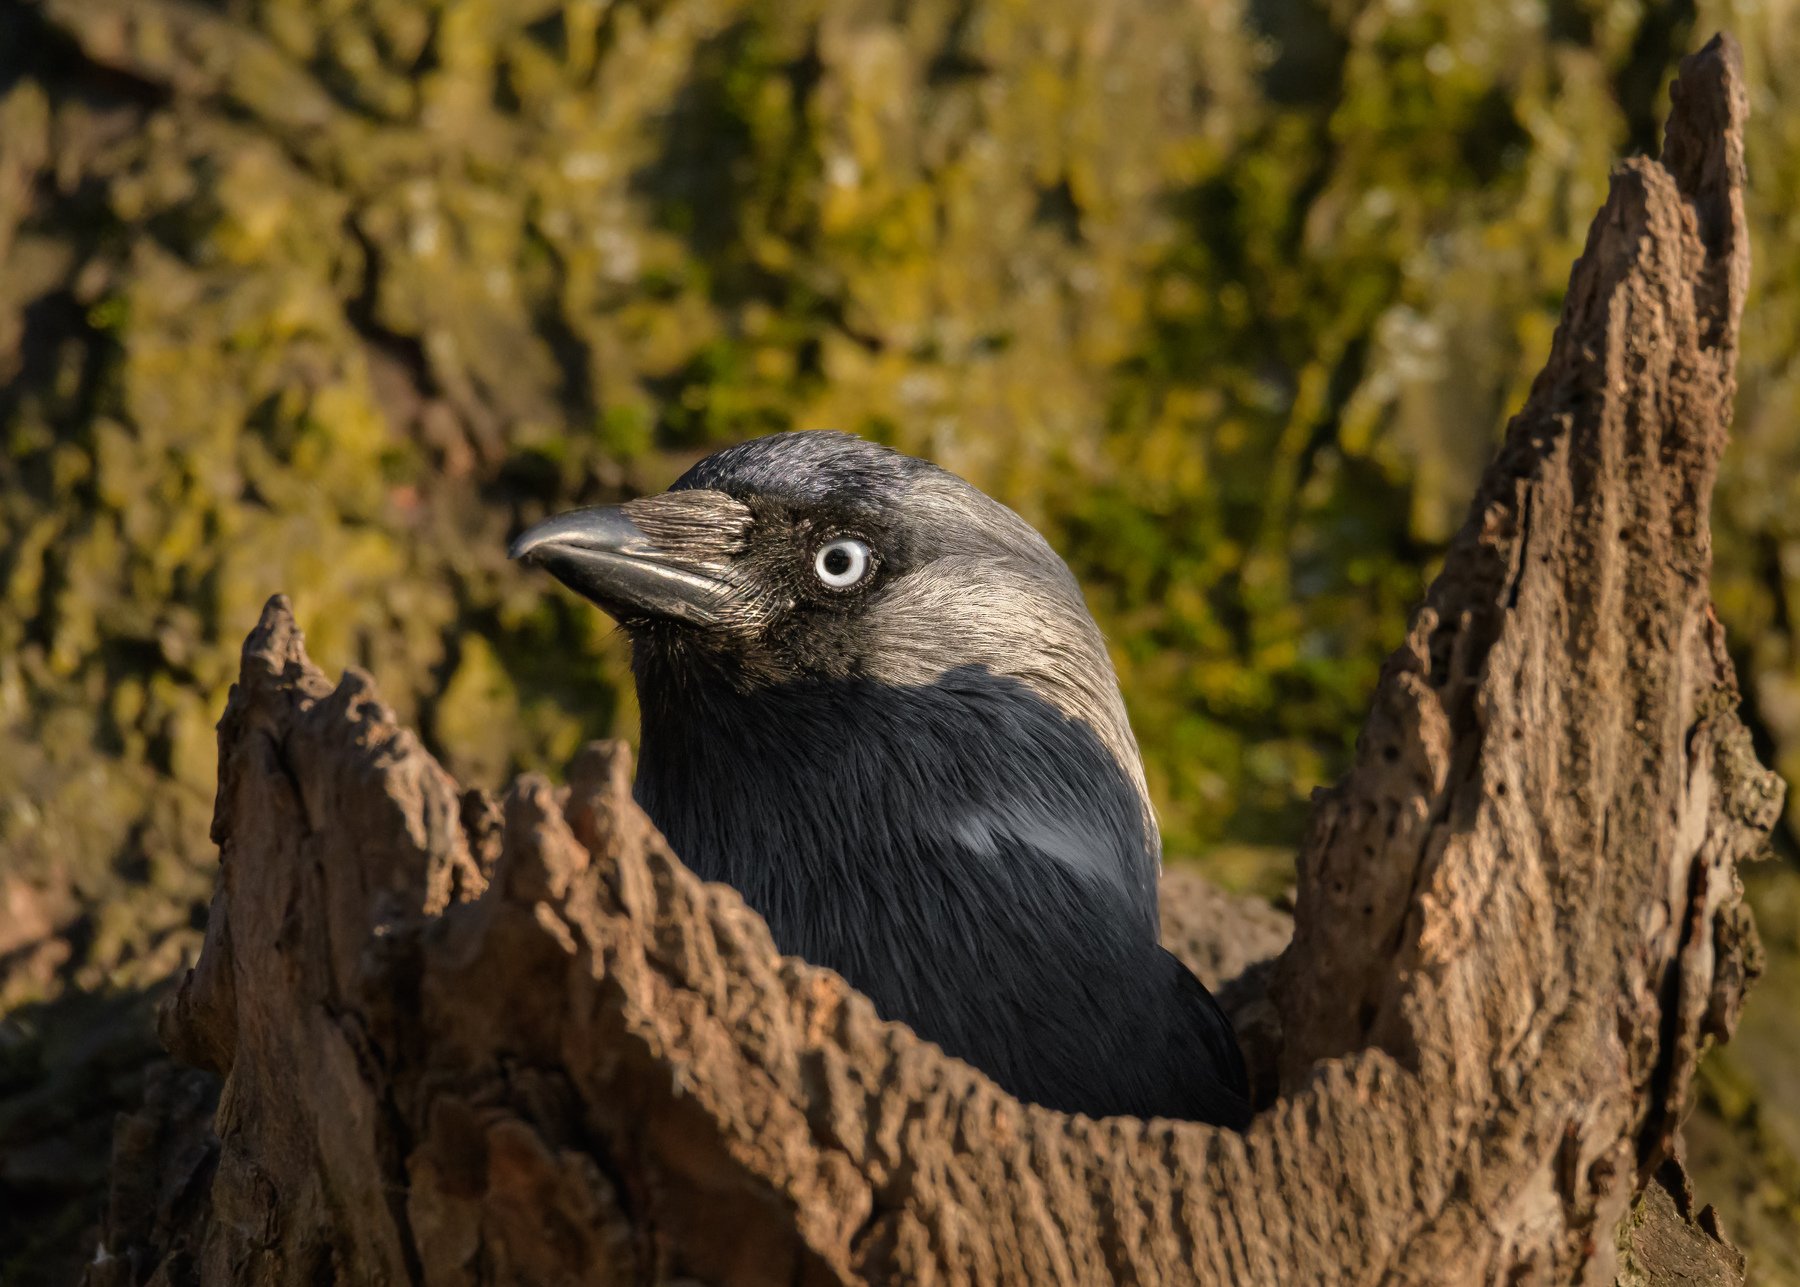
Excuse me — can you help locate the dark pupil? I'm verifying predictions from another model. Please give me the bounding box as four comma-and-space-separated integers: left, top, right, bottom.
823, 547, 852, 577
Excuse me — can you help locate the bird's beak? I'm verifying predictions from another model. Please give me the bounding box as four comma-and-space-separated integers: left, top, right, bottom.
510, 501, 736, 626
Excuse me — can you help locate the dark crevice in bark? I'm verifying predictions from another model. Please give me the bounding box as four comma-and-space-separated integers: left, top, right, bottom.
80, 34, 1777, 1287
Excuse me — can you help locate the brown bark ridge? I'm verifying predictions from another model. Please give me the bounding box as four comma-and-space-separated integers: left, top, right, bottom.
85, 34, 1781, 1287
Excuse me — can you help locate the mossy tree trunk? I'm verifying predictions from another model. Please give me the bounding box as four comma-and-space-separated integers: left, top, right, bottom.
84, 36, 1780, 1287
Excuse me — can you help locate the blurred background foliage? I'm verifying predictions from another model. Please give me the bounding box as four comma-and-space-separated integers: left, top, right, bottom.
0, 0, 1796, 1280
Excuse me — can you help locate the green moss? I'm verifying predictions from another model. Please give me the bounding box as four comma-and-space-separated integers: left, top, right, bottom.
1, 0, 1797, 1276
1689, 866, 1800, 1284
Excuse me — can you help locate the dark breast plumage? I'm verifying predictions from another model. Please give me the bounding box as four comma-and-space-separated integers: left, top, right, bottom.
513, 430, 1251, 1126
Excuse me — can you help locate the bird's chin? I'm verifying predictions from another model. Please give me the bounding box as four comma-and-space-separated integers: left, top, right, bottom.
575, 593, 658, 631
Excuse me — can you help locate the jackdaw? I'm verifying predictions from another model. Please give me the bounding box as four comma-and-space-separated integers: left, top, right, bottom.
510, 430, 1249, 1126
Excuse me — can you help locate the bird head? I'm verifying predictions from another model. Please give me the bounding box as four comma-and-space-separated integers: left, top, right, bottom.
510, 430, 1159, 901
516, 434, 1130, 739
505, 432, 1239, 1117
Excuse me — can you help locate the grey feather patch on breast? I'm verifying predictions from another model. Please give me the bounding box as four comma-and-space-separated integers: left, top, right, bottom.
522, 429, 1251, 1124
951, 802, 1136, 901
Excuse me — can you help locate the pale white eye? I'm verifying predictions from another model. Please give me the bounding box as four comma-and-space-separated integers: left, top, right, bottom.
813, 537, 873, 589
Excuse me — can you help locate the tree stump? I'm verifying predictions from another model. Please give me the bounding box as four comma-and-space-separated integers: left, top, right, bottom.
84, 34, 1782, 1287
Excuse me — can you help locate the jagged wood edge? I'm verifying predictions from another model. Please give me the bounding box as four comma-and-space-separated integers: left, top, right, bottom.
105, 32, 1780, 1287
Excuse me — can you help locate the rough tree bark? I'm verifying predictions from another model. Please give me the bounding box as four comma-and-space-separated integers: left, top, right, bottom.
83, 35, 1783, 1287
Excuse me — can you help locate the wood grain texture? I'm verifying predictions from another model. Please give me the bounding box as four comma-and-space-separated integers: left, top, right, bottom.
84, 35, 1780, 1287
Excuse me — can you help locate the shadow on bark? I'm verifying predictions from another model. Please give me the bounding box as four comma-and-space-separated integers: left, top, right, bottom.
84, 34, 1783, 1287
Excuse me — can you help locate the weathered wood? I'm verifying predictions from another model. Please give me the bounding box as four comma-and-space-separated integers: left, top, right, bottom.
86, 34, 1779, 1287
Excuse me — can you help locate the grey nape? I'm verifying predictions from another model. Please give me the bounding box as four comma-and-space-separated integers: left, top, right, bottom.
512, 430, 1249, 1126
